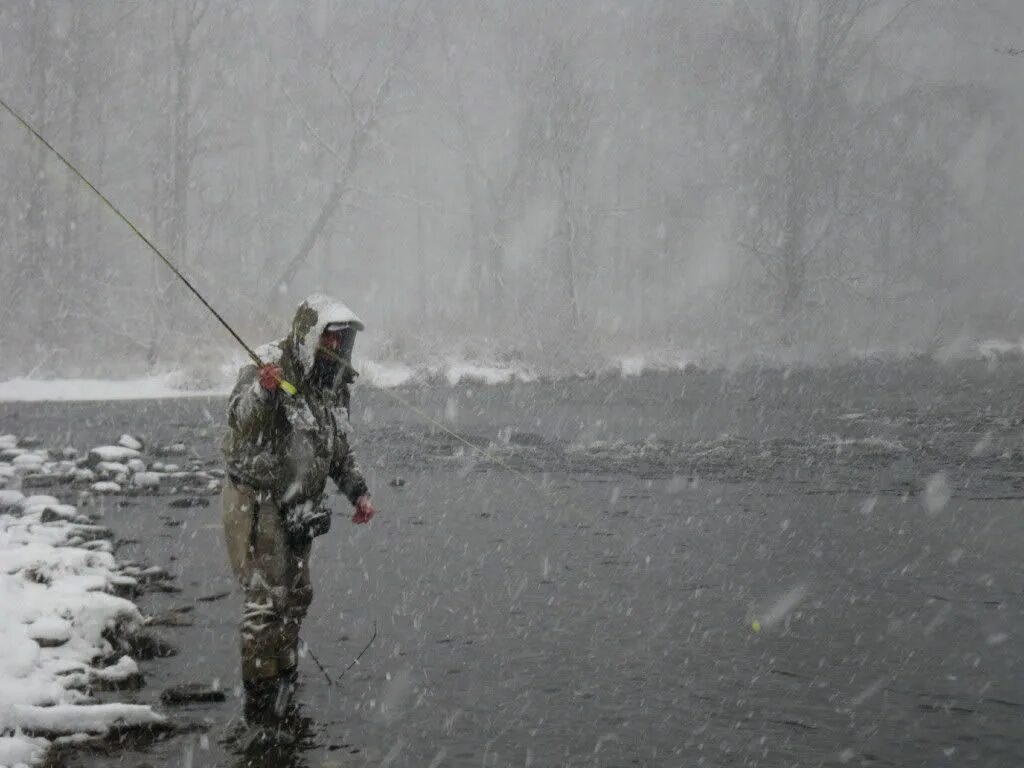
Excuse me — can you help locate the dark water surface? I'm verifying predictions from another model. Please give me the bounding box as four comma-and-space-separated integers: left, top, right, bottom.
3, 359, 1023, 767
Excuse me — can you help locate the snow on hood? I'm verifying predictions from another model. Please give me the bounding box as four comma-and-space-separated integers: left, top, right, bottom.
288, 294, 365, 376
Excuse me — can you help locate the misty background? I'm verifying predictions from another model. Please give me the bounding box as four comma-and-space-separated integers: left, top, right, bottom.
1, 0, 1022, 380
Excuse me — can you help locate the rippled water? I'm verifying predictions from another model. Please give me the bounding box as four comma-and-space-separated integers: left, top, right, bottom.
4, 358, 1022, 766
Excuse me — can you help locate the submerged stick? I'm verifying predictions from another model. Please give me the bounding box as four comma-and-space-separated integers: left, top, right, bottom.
335, 620, 378, 684
303, 641, 335, 687
303, 619, 378, 687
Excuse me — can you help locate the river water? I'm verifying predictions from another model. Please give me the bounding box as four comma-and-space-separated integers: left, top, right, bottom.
4, 358, 1022, 767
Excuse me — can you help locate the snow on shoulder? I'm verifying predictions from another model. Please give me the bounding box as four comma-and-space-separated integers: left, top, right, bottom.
0, 464, 165, 764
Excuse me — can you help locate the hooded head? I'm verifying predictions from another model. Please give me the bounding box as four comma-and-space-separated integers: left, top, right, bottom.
286, 294, 365, 389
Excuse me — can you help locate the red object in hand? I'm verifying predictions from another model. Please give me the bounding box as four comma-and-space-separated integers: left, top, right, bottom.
258, 363, 284, 392
352, 495, 376, 524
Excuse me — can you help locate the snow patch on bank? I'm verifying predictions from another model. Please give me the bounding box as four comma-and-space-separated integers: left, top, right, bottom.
443, 361, 537, 386
977, 337, 1024, 359
0, 359, 539, 401
0, 373, 227, 402
359, 361, 418, 389
0, 442, 163, 765
933, 336, 1024, 363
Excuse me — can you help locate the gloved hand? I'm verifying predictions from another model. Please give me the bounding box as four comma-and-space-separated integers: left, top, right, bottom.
352, 494, 376, 524
258, 363, 284, 392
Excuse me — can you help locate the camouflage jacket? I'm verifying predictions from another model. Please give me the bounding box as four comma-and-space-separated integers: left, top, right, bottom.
222, 296, 369, 508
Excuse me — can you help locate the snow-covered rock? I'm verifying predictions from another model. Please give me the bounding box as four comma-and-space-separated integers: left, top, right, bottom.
86, 446, 141, 466
20, 495, 60, 513
90, 655, 140, 685
132, 472, 162, 489
91, 482, 121, 494
0, 734, 48, 767
0, 489, 25, 512
118, 435, 143, 452
27, 617, 72, 647
127, 458, 147, 474
12, 702, 165, 736
94, 461, 129, 484
0, 495, 162, 763
12, 453, 47, 475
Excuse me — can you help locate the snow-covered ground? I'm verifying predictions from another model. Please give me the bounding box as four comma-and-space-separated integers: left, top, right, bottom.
0, 436, 166, 768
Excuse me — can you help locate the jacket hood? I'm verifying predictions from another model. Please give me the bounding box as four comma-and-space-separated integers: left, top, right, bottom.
286, 294, 365, 378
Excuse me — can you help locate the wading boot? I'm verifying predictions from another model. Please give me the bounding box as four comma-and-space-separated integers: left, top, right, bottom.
239, 671, 300, 747
242, 678, 280, 726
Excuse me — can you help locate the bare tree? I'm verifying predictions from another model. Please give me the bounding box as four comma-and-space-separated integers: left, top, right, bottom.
270, 2, 423, 306
722, 2, 920, 326
534, 43, 595, 332
432, 4, 579, 332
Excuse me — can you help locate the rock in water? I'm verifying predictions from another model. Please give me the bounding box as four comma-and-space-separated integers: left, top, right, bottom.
169, 497, 209, 508
90, 656, 144, 690
146, 610, 194, 628
124, 631, 178, 660
196, 591, 230, 603
160, 682, 226, 706
155, 443, 188, 457
40, 505, 79, 523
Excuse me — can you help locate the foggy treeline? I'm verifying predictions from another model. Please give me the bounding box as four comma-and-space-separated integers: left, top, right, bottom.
1, 1, 1022, 379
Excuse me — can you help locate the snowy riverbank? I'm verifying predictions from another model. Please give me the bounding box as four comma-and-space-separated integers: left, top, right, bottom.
0, 435, 166, 768
0, 360, 540, 402
2, 336, 1024, 403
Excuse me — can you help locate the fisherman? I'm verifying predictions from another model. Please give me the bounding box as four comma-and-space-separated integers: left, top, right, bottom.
221, 294, 376, 724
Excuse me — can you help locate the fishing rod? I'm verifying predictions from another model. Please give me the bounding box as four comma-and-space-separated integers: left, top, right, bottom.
0, 93, 571, 513
0, 95, 299, 397
2, 94, 603, 534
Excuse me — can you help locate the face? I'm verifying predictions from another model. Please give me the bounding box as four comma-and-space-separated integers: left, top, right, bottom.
315, 330, 345, 364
